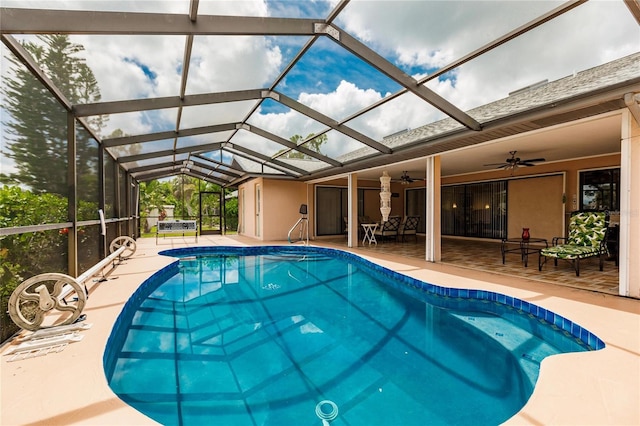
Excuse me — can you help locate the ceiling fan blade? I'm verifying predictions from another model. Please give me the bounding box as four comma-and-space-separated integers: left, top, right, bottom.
520, 158, 545, 163
483, 162, 508, 167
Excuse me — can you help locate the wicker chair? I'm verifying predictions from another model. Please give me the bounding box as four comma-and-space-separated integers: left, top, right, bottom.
538, 211, 609, 276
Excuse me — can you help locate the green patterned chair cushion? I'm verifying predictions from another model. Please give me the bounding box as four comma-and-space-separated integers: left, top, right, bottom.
540, 244, 601, 260
540, 211, 608, 260
566, 211, 607, 247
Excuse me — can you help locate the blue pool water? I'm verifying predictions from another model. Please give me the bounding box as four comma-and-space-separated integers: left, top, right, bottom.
104, 246, 603, 426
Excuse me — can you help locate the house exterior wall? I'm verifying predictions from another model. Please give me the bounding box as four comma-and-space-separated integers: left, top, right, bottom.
238, 178, 308, 241
263, 180, 308, 240
507, 175, 564, 242
242, 155, 621, 242
442, 154, 620, 240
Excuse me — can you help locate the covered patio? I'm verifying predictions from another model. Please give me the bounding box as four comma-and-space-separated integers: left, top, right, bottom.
336, 236, 620, 295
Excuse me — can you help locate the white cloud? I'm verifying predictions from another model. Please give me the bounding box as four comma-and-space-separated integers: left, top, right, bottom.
2, 0, 638, 165
186, 36, 282, 94
336, 0, 639, 111
299, 80, 382, 118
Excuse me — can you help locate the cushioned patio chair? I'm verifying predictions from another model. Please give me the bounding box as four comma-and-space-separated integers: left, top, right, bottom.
374, 215, 401, 243
398, 216, 420, 242
538, 210, 609, 276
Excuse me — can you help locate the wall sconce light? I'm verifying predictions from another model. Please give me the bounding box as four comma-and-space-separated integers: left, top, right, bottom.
485, 204, 490, 209
452, 203, 457, 209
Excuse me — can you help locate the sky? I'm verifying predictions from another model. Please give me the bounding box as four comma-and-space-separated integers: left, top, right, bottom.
1, 0, 639, 175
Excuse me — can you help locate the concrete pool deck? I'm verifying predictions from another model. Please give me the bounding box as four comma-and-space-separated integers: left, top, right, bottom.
1, 235, 639, 425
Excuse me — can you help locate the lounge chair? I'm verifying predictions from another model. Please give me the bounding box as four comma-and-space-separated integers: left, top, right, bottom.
398, 216, 420, 242
538, 210, 609, 276
374, 215, 401, 243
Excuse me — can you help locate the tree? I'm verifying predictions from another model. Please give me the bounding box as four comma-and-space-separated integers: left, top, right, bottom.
172, 175, 198, 219
224, 195, 238, 231
139, 177, 239, 233
277, 133, 327, 159
1, 35, 105, 195
0, 186, 68, 342
139, 179, 177, 232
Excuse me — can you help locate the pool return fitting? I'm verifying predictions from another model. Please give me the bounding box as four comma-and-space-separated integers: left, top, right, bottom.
8, 236, 137, 332
315, 400, 338, 425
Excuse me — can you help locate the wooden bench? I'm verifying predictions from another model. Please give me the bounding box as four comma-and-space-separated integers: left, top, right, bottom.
156, 220, 198, 244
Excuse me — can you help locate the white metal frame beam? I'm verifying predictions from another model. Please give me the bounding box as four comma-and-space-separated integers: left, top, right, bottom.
0, 9, 319, 36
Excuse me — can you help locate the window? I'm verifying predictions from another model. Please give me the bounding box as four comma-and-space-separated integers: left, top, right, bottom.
405, 188, 426, 233
579, 168, 619, 211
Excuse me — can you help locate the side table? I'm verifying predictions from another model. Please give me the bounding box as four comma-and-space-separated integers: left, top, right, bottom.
361, 223, 378, 245
501, 237, 548, 267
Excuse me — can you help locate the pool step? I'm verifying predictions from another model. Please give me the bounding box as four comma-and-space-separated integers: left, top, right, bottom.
448, 312, 559, 386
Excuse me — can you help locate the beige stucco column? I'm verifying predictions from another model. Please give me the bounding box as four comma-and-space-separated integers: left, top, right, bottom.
620, 109, 640, 298
347, 173, 358, 248
425, 156, 442, 262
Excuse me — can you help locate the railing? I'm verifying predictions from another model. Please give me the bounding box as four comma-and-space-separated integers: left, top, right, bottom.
288, 204, 309, 245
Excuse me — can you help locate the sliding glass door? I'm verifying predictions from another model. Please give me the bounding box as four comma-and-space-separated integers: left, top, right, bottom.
442, 181, 507, 239
316, 187, 347, 236
405, 188, 426, 233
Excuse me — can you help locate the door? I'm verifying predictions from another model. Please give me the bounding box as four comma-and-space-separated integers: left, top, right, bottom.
240, 188, 245, 234
199, 191, 222, 235
256, 184, 261, 237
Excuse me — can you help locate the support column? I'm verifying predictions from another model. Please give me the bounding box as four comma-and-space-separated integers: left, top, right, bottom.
619, 109, 640, 298
98, 145, 106, 257
347, 173, 359, 248
425, 156, 442, 262
67, 112, 78, 277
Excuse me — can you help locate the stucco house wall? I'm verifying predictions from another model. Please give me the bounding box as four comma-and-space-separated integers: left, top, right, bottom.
238, 178, 308, 241
507, 174, 564, 242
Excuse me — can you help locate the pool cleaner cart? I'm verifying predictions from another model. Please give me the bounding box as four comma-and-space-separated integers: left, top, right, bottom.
4, 236, 137, 361
288, 204, 309, 245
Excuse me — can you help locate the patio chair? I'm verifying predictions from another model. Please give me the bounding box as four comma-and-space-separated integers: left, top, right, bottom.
374, 215, 401, 243
398, 216, 420, 242
538, 210, 609, 276
358, 215, 371, 226
344, 216, 372, 238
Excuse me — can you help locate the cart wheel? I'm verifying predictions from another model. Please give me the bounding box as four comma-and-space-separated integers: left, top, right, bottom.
8, 273, 86, 331
109, 236, 136, 259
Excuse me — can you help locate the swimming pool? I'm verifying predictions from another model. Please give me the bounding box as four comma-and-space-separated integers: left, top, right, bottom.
104, 246, 603, 425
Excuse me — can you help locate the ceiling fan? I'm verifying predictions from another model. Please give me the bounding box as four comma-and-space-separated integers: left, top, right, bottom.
483, 151, 546, 172
395, 171, 424, 185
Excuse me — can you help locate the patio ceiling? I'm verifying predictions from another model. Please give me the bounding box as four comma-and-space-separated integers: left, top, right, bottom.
1, 0, 639, 188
